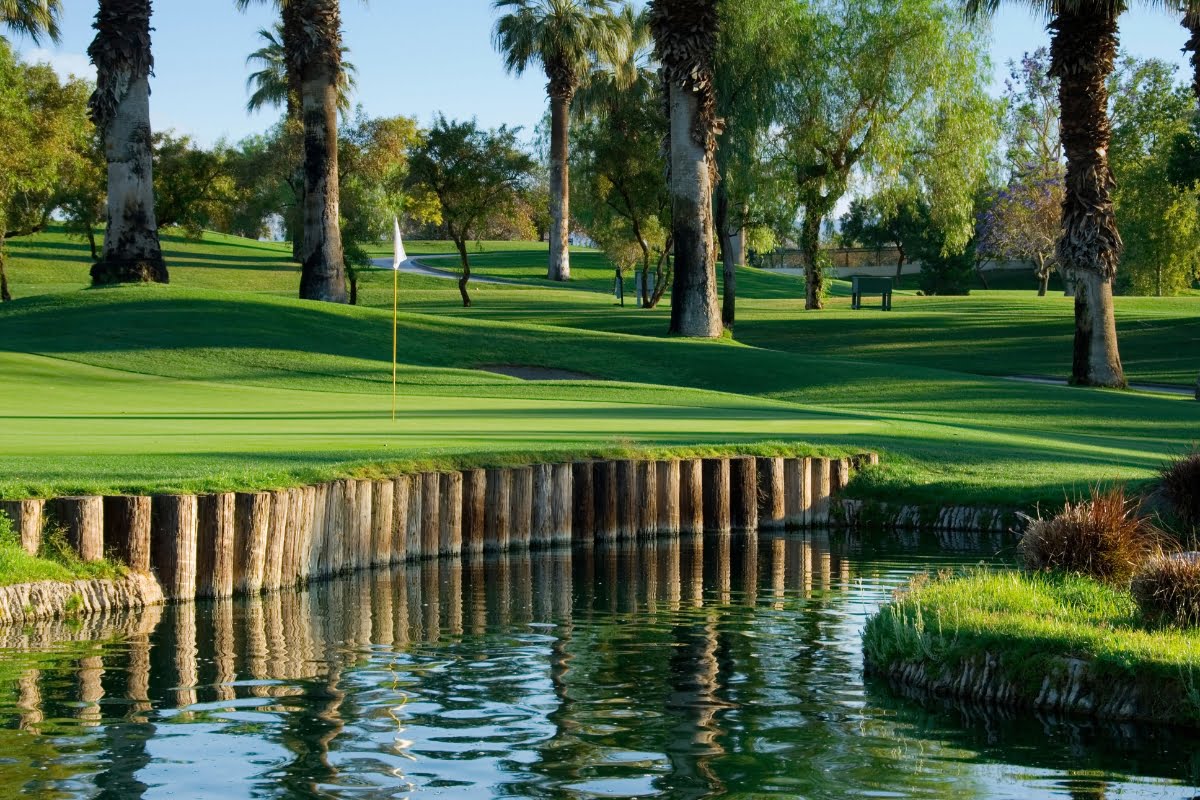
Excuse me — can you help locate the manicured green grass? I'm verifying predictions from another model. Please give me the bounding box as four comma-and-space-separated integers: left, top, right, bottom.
2, 227, 1199, 506
863, 568, 1200, 721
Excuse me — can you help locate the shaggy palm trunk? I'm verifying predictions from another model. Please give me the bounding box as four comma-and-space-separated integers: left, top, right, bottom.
547, 88, 572, 282
292, 0, 347, 303
667, 84, 722, 337
1051, 10, 1125, 388
87, 0, 166, 286
715, 181, 736, 329
1185, 12, 1200, 400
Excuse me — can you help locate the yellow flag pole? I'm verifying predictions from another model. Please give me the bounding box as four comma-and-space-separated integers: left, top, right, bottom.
392, 264, 398, 422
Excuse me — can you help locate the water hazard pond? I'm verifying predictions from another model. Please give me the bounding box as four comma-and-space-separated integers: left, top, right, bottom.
1, 532, 1197, 799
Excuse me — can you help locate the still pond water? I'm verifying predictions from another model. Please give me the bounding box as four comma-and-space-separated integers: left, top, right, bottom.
0, 531, 1197, 799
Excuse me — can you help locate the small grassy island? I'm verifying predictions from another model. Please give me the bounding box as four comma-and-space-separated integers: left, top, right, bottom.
865, 474, 1200, 727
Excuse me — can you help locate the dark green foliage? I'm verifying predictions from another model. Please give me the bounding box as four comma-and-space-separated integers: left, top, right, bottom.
1019, 486, 1165, 583
1132, 555, 1200, 628
1160, 451, 1200, 533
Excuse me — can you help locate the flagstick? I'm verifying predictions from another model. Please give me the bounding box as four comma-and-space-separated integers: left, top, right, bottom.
392, 264, 398, 422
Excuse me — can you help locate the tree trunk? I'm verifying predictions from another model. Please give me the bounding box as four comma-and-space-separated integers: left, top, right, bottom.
88, 0, 167, 286
666, 83, 722, 338
547, 91, 571, 282
1184, 12, 1200, 103
801, 210, 823, 310
894, 250, 906, 282
295, 0, 347, 303
348, 272, 357, 305
716, 182, 736, 329
85, 225, 98, 261
455, 238, 472, 308
1039, 269, 1050, 297
1051, 9, 1125, 388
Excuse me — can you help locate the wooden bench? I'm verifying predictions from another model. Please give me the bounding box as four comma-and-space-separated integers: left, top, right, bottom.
851, 276, 893, 311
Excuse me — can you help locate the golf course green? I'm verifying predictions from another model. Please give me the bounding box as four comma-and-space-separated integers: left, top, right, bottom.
3, 226, 1198, 506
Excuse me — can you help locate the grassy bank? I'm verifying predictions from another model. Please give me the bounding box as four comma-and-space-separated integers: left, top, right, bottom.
2, 227, 1198, 504
863, 569, 1200, 722
0, 518, 122, 587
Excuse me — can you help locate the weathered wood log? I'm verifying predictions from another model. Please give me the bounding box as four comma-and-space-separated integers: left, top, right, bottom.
702, 459, 731, 534
756, 457, 786, 531
509, 467, 533, 550
656, 460, 681, 536
196, 493, 235, 598
830, 457, 852, 495
370, 479, 395, 567
405, 476, 423, 561
48, 496, 103, 562
308, 482, 329, 579
235, 491, 272, 594
810, 458, 832, 525
391, 476, 410, 564
420, 473, 440, 559
318, 480, 345, 576
264, 489, 291, 592
730, 457, 758, 534
104, 495, 151, 572
637, 461, 658, 537
484, 468, 511, 552
784, 457, 811, 529
571, 462, 594, 543
614, 460, 638, 540
531, 464, 554, 548
550, 463, 573, 545
679, 458, 704, 535
152, 494, 198, 601
461, 469, 487, 556
593, 461, 619, 542
439, 471, 463, 557
288, 487, 314, 587
0, 499, 43, 555
353, 479, 373, 571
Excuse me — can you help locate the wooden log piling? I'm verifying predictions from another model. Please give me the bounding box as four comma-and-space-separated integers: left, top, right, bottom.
235, 492, 272, 594
370, 479, 395, 568
571, 462, 595, 543
550, 463, 572, 545
637, 461, 658, 537
152, 494, 198, 601
0, 499, 43, 555
264, 489, 290, 592
679, 458, 704, 535
439, 471, 463, 557
484, 468, 511, 553
810, 458, 832, 525
196, 493, 235, 598
702, 459, 731, 534
784, 458, 811, 529
103, 495, 151, 572
531, 464, 554, 548
756, 457, 786, 531
656, 460, 681, 536
593, 461, 619, 542
729, 457, 758, 534
405, 476, 423, 561
461, 469, 487, 556
391, 476, 411, 564
48, 496, 103, 562
420, 474, 440, 559
509, 467, 533, 550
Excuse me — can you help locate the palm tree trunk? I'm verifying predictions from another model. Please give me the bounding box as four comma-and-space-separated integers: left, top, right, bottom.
801, 210, 823, 311
294, 0, 347, 303
548, 90, 571, 282
666, 83, 722, 338
715, 181, 736, 329
87, 0, 166, 286
1184, 11, 1200, 103
1051, 9, 1125, 388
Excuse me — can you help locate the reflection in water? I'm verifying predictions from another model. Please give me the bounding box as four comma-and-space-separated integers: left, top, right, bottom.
0, 532, 1196, 799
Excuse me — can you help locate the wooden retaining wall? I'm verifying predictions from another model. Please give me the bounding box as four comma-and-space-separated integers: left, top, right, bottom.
0, 454, 893, 605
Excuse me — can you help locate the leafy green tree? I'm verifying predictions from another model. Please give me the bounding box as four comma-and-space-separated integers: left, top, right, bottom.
87, 0, 167, 285
1109, 56, 1200, 296
649, 0, 723, 338
493, 0, 622, 283
152, 133, 242, 237
0, 44, 92, 300
1, 0, 61, 42
405, 116, 535, 307
838, 194, 923, 280
779, 0, 996, 310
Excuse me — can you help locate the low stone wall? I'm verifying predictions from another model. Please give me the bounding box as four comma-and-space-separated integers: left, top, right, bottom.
0, 453, 877, 606
0, 572, 163, 625
874, 652, 1194, 727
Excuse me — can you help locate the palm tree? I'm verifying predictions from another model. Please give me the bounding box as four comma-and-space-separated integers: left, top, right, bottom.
245, 22, 357, 118
1180, 2, 1200, 102
648, 0, 723, 338
238, 0, 348, 302
493, 0, 622, 283
87, 0, 168, 285
0, 0, 61, 42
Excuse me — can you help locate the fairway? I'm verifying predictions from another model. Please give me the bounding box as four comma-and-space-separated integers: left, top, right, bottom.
3, 228, 1199, 506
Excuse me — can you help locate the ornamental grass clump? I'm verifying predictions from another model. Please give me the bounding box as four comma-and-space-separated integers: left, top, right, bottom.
1159, 451, 1200, 534
1018, 487, 1166, 584
1132, 555, 1200, 628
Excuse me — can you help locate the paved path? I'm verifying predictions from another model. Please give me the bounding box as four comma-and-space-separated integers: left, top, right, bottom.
1003, 374, 1195, 397
370, 256, 512, 285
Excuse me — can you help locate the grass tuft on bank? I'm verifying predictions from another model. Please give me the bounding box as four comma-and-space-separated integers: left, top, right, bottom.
863, 568, 1200, 716
0, 517, 124, 587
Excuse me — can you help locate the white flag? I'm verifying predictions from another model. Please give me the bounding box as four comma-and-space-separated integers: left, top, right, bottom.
393, 216, 407, 269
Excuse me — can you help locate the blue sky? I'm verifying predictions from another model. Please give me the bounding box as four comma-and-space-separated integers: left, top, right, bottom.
12, 1, 1193, 148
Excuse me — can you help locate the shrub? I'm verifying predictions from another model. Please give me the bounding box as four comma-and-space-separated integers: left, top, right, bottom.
1132, 555, 1200, 628
1159, 450, 1200, 532
1019, 486, 1167, 583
